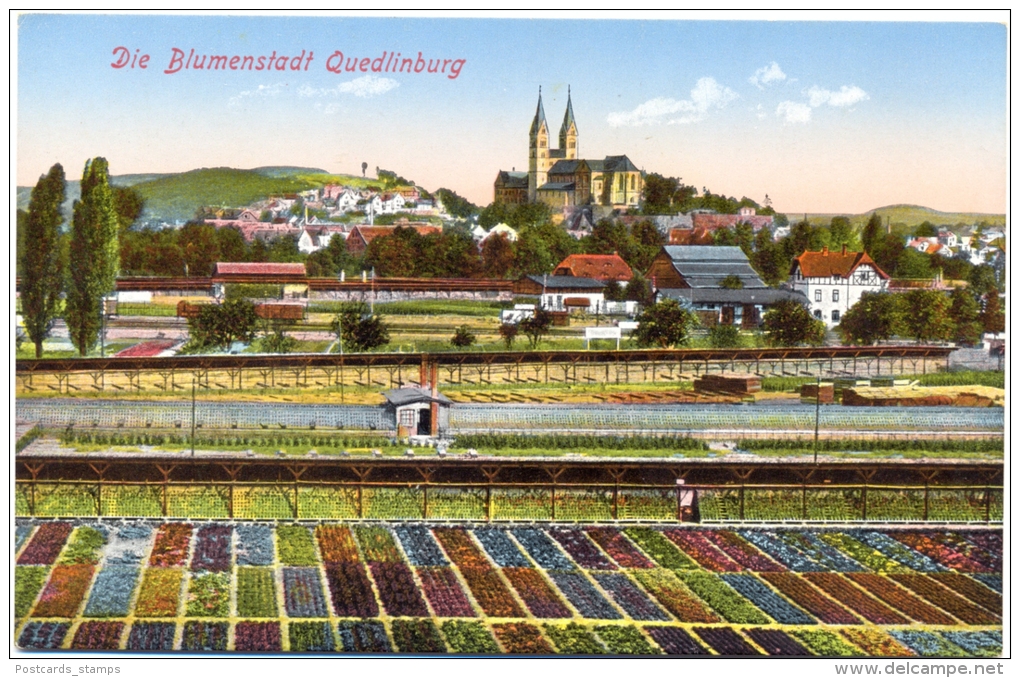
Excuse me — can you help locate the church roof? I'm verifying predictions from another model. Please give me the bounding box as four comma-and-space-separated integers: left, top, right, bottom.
602, 155, 640, 172
537, 182, 576, 191
548, 159, 588, 175
495, 171, 529, 188
560, 87, 577, 141
530, 89, 547, 136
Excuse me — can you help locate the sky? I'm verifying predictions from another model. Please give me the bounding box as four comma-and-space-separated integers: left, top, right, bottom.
14, 12, 1009, 215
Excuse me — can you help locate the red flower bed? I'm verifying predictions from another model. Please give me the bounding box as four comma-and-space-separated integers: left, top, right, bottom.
18, 523, 73, 565
114, 340, 177, 358
191, 525, 232, 572
433, 528, 491, 569
663, 529, 741, 572
802, 573, 909, 624
585, 528, 653, 569
492, 623, 553, 654
149, 524, 192, 567
888, 574, 999, 625
416, 567, 475, 617
33, 564, 95, 618
460, 568, 524, 618
929, 533, 1000, 571
234, 622, 282, 652
845, 573, 956, 625
323, 563, 378, 618
704, 531, 784, 572
316, 525, 361, 563
760, 573, 861, 625
889, 532, 991, 573
928, 573, 1002, 616
70, 621, 124, 650
840, 629, 914, 657
502, 568, 571, 618
548, 528, 616, 570
369, 561, 430, 617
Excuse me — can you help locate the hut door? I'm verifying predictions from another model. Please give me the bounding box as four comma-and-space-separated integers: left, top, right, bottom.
417, 409, 431, 436
721, 306, 734, 325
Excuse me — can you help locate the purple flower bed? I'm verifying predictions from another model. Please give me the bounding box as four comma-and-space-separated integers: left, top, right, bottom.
289, 622, 335, 652
719, 573, 816, 625
587, 528, 654, 569
548, 528, 616, 570
510, 528, 575, 570
191, 525, 232, 572
693, 627, 762, 656
18, 523, 73, 565
417, 567, 475, 617
235, 525, 274, 566
473, 528, 532, 567
338, 620, 391, 653
744, 629, 811, 656
737, 530, 825, 572
283, 567, 329, 618
181, 621, 228, 651
392, 525, 447, 566
503, 568, 572, 619
779, 532, 865, 572
548, 571, 621, 619
126, 622, 176, 651
17, 622, 70, 650
644, 626, 708, 655
234, 621, 282, 652
324, 562, 379, 617
71, 621, 125, 650
961, 531, 1001, 555
592, 572, 669, 621
972, 573, 1002, 592
83, 565, 140, 617
369, 561, 430, 617
850, 531, 944, 573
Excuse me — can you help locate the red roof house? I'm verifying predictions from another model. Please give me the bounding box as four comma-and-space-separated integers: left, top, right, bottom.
552, 253, 634, 282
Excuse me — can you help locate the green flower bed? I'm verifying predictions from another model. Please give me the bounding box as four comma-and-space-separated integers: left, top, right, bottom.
15, 566, 49, 618
816, 533, 910, 574
16, 485, 31, 516
441, 621, 500, 654
363, 487, 424, 519
234, 486, 295, 520
276, 526, 318, 566
543, 622, 606, 655
617, 489, 675, 521
594, 625, 660, 655
103, 486, 163, 517
427, 488, 486, 520
865, 490, 925, 521
492, 488, 551, 520
297, 486, 359, 519
697, 489, 740, 521
623, 527, 697, 570
674, 571, 770, 624
236, 567, 278, 617
59, 527, 107, 564
555, 489, 613, 522
186, 572, 231, 617
166, 486, 229, 519
33, 484, 98, 517
791, 629, 866, 657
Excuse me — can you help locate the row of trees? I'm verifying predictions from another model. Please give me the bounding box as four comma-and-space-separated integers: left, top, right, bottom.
839, 288, 1004, 346
20, 160, 121, 357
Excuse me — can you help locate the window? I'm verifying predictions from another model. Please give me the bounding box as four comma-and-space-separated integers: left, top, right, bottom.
815, 290, 822, 302
630, 175, 635, 190
831, 310, 840, 322
399, 409, 416, 428
813, 310, 822, 319
832, 290, 839, 302
832, 274, 840, 283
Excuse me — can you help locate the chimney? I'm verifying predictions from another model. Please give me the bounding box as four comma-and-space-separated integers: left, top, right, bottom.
841, 244, 847, 255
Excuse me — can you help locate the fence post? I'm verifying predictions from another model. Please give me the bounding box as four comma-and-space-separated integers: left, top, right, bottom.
985, 487, 991, 523
739, 484, 745, 521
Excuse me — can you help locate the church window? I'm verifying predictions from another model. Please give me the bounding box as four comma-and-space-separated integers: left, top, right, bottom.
539, 140, 546, 147
630, 175, 635, 190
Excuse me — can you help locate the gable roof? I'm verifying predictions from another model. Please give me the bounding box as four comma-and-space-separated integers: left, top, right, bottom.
792, 248, 890, 279
553, 253, 633, 281
524, 274, 606, 290
602, 155, 640, 172
658, 246, 766, 289
496, 170, 529, 188
383, 387, 453, 407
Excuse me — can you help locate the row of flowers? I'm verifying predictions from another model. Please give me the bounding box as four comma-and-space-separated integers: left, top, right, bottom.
15, 618, 1003, 655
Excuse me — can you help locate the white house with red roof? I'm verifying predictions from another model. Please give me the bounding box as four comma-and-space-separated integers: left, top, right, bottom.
789, 245, 890, 327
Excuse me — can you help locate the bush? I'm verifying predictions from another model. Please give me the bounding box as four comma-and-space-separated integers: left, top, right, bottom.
708, 324, 741, 348
450, 325, 476, 348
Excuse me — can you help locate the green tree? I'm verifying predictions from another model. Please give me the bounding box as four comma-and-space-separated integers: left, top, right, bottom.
980, 293, 1004, 334
837, 292, 902, 345
625, 271, 653, 305
257, 325, 298, 353
435, 188, 478, 219
187, 299, 260, 351
861, 212, 883, 255
66, 158, 120, 356
914, 221, 938, 238
480, 233, 516, 278
968, 264, 999, 297
708, 324, 741, 348
633, 298, 697, 348
20, 164, 67, 358
899, 289, 953, 343
895, 248, 934, 279
112, 186, 145, 232
762, 299, 826, 346
498, 322, 519, 350
450, 325, 476, 348
828, 216, 858, 251
603, 279, 626, 302
949, 287, 982, 346
330, 302, 390, 352
519, 308, 552, 349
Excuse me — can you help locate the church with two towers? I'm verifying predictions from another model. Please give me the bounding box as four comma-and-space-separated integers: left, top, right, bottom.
494, 88, 644, 209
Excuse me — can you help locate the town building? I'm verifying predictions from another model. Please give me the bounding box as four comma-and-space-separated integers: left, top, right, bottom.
789, 245, 890, 327
494, 88, 643, 209
552, 253, 633, 283
513, 274, 607, 313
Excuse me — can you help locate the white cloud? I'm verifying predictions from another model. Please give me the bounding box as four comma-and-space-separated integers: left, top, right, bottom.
229, 83, 287, 104
607, 77, 737, 127
749, 61, 786, 89
806, 85, 868, 108
299, 75, 399, 99
755, 104, 767, 120
777, 101, 812, 124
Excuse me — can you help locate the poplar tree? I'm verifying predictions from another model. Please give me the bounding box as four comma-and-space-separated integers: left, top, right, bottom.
66, 158, 120, 356
20, 164, 66, 358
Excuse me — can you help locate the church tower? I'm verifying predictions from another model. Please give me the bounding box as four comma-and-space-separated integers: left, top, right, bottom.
559, 86, 578, 160
528, 87, 550, 202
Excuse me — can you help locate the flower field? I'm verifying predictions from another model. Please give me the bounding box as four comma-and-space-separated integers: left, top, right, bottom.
14, 520, 1001, 655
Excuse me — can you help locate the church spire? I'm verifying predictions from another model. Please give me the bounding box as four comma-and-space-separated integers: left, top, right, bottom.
560, 85, 577, 139
529, 86, 547, 136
